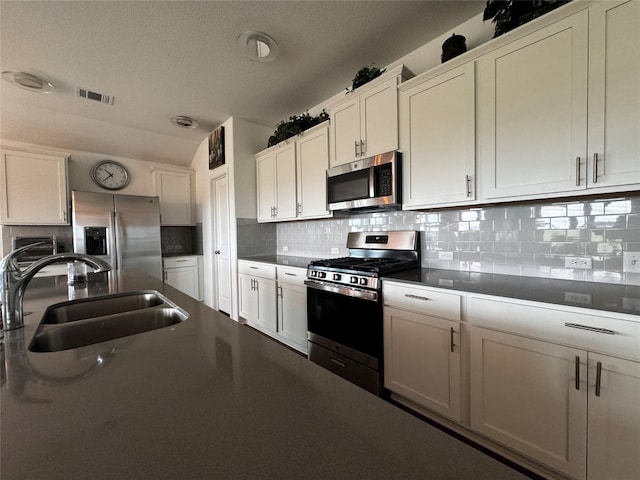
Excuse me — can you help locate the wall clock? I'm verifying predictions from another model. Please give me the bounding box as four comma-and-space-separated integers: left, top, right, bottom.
90, 160, 130, 190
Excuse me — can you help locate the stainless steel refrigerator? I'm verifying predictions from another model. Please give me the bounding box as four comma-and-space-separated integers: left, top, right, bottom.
72, 191, 162, 279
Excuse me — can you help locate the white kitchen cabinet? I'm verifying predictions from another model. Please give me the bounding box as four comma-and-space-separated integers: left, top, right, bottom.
163, 256, 199, 299
399, 62, 475, 209
256, 143, 297, 222
152, 167, 195, 225
295, 124, 330, 219
587, 353, 640, 480
469, 294, 640, 480
586, 0, 640, 189
470, 327, 587, 479
478, 11, 589, 200
238, 261, 277, 335
276, 266, 308, 354
328, 65, 408, 167
383, 281, 462, 422
256, 123, 331, 223
1, 149, 69, 225
478, 2, 640, 202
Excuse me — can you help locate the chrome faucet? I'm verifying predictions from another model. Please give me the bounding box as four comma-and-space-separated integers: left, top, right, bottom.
0, 244, 111, 330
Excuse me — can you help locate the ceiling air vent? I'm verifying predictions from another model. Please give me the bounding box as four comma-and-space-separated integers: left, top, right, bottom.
76, 87, 115, 105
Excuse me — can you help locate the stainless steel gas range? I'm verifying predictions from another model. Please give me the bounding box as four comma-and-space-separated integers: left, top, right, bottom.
305, 231, 419, 395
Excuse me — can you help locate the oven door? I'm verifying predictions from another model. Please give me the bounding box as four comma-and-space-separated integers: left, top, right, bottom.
307, 285, 383, 394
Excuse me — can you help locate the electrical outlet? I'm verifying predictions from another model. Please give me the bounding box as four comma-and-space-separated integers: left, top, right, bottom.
623, 252, 640, 273
282, 245, 289, 252
438, 251, 454, 261
564, 257, 592, 269
331, 247, 339, 255
564, 292, 592, 305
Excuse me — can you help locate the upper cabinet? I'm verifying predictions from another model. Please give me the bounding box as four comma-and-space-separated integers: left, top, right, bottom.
0, 148, 69, 225
478, 1, 640, 201
328, 65, 410, 167
151, 167, 195, 225
587, 0, 640, 190
400, 62, 476, 209
256, 123, 331, 223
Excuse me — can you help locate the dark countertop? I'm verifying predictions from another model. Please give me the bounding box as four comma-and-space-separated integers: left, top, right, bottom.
238, 254, 316, 270
384, 268, 640, 317
1, 269, 530, 480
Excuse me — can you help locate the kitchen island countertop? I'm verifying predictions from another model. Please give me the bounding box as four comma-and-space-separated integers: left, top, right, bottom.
1, 269, 531, 480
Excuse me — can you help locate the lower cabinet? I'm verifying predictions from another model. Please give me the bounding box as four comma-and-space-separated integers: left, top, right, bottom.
382, 281, 462, 422
163, 256, 200, 299
238, 261, 308, 354
469, 295, 640, 480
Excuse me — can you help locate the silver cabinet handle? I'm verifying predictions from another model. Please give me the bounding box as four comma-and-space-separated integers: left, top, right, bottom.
277, 285, 282, 297
564, 323, 615, 335
355, 141, 360, 157
595, 361, 602, 397
329, 355, 346, 368
575, 157, 581, 186
297, 203, 302, 215
593, 152, 599, 184
214, 250, 220, 255
176, 259, 188, 263
273, 206, 277, 217
465, 175, 472, 197
284, 272, 297, 276
575, 356, 580, 390
450, 327, 455, 353
360, 140, 366, 155
405, 294, 430, 301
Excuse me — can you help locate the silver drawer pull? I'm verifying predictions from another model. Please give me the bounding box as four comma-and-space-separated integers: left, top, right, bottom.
249, 266, 259, 270
284, 272, 297, 276
329, 355, 346, 368
405, 294, 430, 301
564, 323, 615, 335
176, 259, 188, 263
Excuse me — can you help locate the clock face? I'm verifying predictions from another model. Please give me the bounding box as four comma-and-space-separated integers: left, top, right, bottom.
90, 160, 130, 190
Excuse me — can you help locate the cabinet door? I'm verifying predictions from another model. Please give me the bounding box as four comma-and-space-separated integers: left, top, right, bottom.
329, 96, 360, 167
359, 77, 399, 159
587, 0, 640, 189
470, 327, 587, 480
154, 169, 193, 225
254, 277, 277, 334
1, 150, 68, 225
401, 63, 475, 209
278, 282, 308, 353
296, 124, 331, 219
256, 151, 276, 222
238, 273, 258, 322
384, 307, 461, 421
164, 266, 199, 299
587, 353, 640, 480
274, 144, 297, 221
478, 11, 588, 200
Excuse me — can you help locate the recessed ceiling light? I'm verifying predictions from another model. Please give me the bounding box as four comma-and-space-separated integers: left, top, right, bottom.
1, 71, 54, 93
236, 31, 279, 63
170, 115, 198, 129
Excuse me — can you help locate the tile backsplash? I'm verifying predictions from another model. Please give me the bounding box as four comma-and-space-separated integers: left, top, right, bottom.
277, 195, 640, 285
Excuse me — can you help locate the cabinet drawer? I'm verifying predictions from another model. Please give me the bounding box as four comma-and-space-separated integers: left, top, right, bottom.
469, 295, 640, 361
238, 260, 276, 280
383, 281, 461, 321
277, 266, 306, 287
163, 256, 197, 268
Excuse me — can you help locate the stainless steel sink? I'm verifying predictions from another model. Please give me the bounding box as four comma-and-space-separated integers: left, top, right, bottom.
29, 290, 189, 352
42, 291, 166, 324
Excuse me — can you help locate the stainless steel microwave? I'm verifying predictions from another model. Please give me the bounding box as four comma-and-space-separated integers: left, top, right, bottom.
327, 151, 401, 213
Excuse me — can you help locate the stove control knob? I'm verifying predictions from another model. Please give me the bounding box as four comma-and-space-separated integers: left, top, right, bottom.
318, 272, 326, 279
359, 278, 368, 286
350, 276, 358, 284
333, 273, 341, 281
310, 271, 316, 277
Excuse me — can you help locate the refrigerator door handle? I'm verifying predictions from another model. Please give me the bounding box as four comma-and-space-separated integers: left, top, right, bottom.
113, 211, 123, 271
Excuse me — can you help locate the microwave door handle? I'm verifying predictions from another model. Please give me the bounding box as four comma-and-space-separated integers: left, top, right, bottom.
369, 165, 375, 198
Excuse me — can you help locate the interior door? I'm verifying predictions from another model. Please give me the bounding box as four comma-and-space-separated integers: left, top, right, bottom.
211, 172, 232, 314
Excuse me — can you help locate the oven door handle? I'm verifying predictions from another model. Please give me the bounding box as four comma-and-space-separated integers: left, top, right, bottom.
304, 279, 378, 302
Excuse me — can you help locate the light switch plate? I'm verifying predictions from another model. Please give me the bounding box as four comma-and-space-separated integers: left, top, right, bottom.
331, 247, 339, 255
623, 252, 640, 273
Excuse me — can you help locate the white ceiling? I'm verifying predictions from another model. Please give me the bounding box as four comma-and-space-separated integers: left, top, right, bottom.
0, 1, 485, 167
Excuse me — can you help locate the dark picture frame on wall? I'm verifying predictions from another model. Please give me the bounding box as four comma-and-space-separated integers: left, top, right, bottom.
209, 126, 225, 170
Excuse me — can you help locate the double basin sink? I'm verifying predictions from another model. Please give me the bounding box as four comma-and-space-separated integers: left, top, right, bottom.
29, 290, 189, 352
